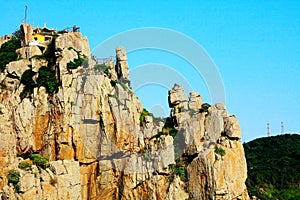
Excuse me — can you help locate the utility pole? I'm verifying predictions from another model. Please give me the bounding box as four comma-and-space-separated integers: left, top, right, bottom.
281, 121, 284, 134
267, 122, 270, 137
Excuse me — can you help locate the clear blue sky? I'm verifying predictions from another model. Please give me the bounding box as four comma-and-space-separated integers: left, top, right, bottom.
1, 0, 299, 142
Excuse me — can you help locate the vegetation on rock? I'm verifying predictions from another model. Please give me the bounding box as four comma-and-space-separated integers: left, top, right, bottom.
169, 156, 190, 192
139, 108, 153, 124
244, 134, 300, 200
20, 37, 60, 97
7, 169, 20, 192
0, 38, 21, 72
18, 161, 32, 171
162, 117, 178, 138
37, 66, 60, 94
67, 53, 87, 70
94, 63, 111, 75
30, 154, 49, 169
20, 69, 36, 98
214, 146, 226, 156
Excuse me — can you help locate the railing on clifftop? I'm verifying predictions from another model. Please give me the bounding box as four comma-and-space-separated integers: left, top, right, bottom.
96, 56, 115, 64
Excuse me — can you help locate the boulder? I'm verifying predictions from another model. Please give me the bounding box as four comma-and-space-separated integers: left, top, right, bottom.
188, 92, 203, 110
6, 59, 30, 78
224, 116, 242, 139
115, 46, 130, 82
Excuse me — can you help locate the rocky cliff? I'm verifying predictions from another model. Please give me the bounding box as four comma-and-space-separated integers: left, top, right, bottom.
0, 26, 249, 200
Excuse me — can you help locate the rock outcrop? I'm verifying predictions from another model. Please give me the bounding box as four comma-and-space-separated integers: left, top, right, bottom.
0, 27, 249, 200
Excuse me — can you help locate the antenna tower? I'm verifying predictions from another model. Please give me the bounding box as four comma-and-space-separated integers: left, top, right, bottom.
23, 5, 28, 24
267, 122, 270, 137
281, 121, 284, 134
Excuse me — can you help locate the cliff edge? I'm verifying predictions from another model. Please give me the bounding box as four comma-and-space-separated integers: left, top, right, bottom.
0, 25, 249, 200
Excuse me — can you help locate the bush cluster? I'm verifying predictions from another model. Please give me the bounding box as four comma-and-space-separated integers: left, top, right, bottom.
20, 37, 61, 98
0, 38, 21, 72
139, 108, 151, 124
30, 154, 49, 169
20, 69, 36, 98
37, 66, 60, 94
7, 169, 20, 192
214, 146, 226, 156
67, 56, 87, 69
94, 63, 111, 75
18, 161, 32, 171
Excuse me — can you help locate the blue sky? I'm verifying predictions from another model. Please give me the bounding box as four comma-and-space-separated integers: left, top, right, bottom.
0, 0, 299, 142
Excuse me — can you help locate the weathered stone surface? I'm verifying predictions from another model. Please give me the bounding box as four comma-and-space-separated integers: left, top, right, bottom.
115, 46, 130, 82
20, 23, 35, 46
0, 28, 249, 200
205, 103, 228, 142
224, 116, 242, 139
166, 176, 189, 200
187, 140, 248, 200
19, 173, 35, 192
6, 59, 30, 78
55, 32, 90, 57
188, 92, 203, 110
169, 84, 188, 109
0, 34, 14, 48
16, 45, 42, 59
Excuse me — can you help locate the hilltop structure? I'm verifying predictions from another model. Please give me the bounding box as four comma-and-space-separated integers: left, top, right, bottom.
29, 24, 56, 46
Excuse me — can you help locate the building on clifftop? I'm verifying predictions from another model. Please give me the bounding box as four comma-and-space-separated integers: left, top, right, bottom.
29, 24, 56, 46
19, 23, 56, 47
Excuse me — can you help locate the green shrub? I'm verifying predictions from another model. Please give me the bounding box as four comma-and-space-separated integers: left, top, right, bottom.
0, 38, 21, 72
7, 169, 20, 193
43, 38, 56, 67
94, 64, 111, 75
30, 154, 49, 169
67, 56, 86, 69
14, 184, 20, 193
20, 69, 36, 97
139, 108, 150, 124
163, 117, 178, 138
18, 161, 32, 171
37, 66, 60, 94
215, 146, 226, 156
7, 169, 20, 184
169, 162, 188, 182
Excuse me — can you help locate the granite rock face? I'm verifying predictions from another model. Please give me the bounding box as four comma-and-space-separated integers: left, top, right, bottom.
0, 29, 249, 200
168, 84, 249, 200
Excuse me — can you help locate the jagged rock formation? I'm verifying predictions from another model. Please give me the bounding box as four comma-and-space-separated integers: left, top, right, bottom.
0, 28, 249, 200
